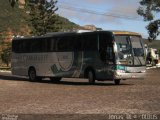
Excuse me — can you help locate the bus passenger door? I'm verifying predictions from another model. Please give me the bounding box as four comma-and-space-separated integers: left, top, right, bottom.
97, 33, 115, 80
99, 45, 114, 79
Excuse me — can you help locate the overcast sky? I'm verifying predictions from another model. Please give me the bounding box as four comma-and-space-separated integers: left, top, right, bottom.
56, 0, 157, 39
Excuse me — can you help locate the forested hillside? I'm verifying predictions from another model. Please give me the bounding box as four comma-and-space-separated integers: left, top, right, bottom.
0, 0, 81, 36
0, 0, 27, 34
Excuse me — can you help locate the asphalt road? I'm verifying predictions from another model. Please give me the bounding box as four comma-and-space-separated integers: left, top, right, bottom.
0, 68, 160, 119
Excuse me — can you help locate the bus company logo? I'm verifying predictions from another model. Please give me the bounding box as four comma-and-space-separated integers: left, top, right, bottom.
51, 52, 74, 73
57, 52, 74, 71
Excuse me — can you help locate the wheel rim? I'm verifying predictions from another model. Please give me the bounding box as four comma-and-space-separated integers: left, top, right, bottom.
29, 70, 36, 80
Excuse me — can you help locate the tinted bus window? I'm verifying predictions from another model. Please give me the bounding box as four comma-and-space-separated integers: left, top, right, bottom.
48, 37, 56, 52
12, 40, 19, 53
56, 36, 71, 51
30, 38, 42, 52
99, 33, 112, 46
73, 35, 82, 51
12, 40, 29, 53
56, 35, 82, 52
41, 38, 49, 52
99, 33, 114, 62
83, 33, 98, 51
24, 39, 31, 53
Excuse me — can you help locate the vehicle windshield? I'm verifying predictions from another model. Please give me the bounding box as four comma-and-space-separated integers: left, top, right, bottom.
114, 35, 145, 65
130, 36, 144, 57
115, 36, 132, 60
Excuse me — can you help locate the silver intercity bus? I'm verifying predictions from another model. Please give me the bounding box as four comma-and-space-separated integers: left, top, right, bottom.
12, 30, 146, 85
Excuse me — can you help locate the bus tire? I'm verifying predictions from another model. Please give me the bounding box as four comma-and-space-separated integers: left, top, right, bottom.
50, 77, 61, 82
28, 67, 38, 82
87, 70, 95, 84
114, 79, 120, 85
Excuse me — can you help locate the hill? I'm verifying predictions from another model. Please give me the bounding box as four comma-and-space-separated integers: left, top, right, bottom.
52, 15, 82, 32
0, 0, 28, 33
0, 0, 81, 36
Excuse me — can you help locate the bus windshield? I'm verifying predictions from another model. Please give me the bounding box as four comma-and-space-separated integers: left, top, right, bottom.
114, 35, 145, 66
115, 36, 132, 60
130, 36, 144, 57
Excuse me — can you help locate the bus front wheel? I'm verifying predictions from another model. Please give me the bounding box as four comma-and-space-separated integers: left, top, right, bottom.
87, 70, 95, 84
114, 79, 120, 85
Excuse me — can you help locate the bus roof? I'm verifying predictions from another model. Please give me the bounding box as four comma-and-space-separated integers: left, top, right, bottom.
45, 30, 141, 36
12, 30, 141, 40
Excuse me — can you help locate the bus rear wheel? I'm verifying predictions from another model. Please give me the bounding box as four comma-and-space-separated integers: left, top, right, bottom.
87, 70, 95, 84
28, 68, 42, 82
114, 79, 120, 85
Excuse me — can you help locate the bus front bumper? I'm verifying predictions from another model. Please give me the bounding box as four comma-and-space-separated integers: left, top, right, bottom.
114, 71, 146, 79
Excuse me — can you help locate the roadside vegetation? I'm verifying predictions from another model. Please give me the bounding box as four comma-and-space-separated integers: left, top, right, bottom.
137, 0, 160, 41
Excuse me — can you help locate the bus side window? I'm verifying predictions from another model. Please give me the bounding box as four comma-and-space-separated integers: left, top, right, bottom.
56, 37, 63, 51
99, 33, 114, 62
83, 33, 98, 51
56, 35, 82, 52
68, 36, 75, 51
23, 40, 30, 53
30, 38, 43, 52
56, 36, 72, 51
18, 40, 28, 53
47, 38, 55, 52
73, 35, 82, 51
12, 40, 19, 53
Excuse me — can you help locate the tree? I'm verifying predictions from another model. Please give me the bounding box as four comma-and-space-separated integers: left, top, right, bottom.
1, 44, 11, 67
28, 0, 58, 35
137, 0, 160, 40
